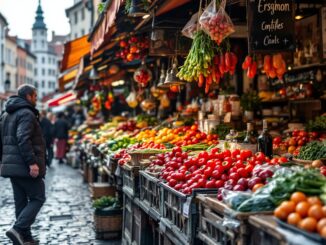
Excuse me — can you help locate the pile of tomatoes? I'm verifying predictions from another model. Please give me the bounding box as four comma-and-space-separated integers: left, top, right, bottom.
274, 192, 326, 237
115, 36, 149, 63
159, 147, 282, 195
273, 130, 319, 155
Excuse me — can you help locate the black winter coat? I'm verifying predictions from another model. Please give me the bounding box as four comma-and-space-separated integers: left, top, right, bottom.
54, 118, 69, 140
0, 96, 46, 178
40, 117, 54, 146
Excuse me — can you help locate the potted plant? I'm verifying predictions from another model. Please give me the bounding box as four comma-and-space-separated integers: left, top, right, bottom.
240, 91, 261, 121
93, 196, 122, 240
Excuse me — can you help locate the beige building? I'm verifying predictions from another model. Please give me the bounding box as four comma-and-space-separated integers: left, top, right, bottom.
4, 35, 17, 92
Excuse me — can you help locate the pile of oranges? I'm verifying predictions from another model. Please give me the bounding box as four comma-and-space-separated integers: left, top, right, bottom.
274, 192, 326, 237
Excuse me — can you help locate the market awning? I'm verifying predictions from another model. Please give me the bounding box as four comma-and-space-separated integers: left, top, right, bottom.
58, 67, 79, 92
60, 35, 91, 72
47, 91, 77, 107
156, 0, 191, 16
88, 0, 123, 56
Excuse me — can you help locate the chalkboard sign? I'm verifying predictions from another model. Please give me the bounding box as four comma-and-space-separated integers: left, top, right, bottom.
248, 0, 295, 52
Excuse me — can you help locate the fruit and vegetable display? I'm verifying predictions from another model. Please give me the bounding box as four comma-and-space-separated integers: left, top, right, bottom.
274, 192, 326, 238
242, 55, 257, 79
306, 116, 326, 133
272, 130, 320, 155
93, 196, 120, 210
263, 53, 287, 80
115, 36, 149, 62
297, 141, 326, 161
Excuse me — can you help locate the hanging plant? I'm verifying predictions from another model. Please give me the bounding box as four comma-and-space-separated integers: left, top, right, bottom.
98, 2, 106, 14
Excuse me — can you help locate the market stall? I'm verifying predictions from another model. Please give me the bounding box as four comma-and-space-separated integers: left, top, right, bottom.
62, 0, 326, 244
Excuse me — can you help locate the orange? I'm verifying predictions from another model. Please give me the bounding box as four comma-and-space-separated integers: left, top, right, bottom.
280, 201, 296, 214
299, 217, 317, 232
274, 207, 288, 220
295, 201, 310, 218
287, 213, 302, 226
322, 206, 326, 216
252, 183, 264, 192
320, 226, 326, 238
307, 197, 323, 206
317, 218, 326, 232
308, 205, 324, 220
291, 192, 307, 204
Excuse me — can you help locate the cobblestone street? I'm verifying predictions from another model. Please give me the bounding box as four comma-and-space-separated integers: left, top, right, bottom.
0, 161, 121, 245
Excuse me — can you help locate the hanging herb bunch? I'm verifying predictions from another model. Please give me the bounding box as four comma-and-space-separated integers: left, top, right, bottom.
115, 36, 149, 63
178, 0, 237, 93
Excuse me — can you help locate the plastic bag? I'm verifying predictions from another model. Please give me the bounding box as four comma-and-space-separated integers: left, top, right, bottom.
199, 0, 235, 44
181, 12, 199, 39
126, 91, 138, 108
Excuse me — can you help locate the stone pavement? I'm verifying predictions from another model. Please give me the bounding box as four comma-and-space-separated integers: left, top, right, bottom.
0, 161, 121, 245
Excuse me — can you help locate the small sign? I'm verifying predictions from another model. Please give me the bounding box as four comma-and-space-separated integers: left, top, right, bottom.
248, 0, 295, 52
182, 197, 192, 218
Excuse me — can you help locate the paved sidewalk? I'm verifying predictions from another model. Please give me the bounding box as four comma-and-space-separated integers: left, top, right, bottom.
0, 161, 121, 245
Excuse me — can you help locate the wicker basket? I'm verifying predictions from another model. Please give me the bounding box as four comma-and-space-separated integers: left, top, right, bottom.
94, 209, 122, 239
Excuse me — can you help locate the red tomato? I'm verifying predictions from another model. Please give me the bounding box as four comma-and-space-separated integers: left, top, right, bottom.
222, 161, 232, 171
270, 158, 279, 165
204, 167, 213, 178
223, 149, 231, 158
245, 164, 254, 175
237, 167, 248, 178
273, 136, 282, 145
205, 180, 216, 188
212, 170, 222, 179
255, 152, 266, 162
278, 157, 288, 164
231, 149, 240, 158
215, 180, 225, 188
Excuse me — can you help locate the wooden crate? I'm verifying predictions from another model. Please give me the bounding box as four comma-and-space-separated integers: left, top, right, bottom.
160, 183, 217, 245
94, 208, 122, 240
122, 193, 155, 245
139, 171, 161, 221
122, 164, 140, 197
89, 183, 116, 199
197, 194, 272, 245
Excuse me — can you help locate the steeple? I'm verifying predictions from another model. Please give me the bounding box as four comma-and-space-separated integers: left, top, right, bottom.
32, 0, 47, 30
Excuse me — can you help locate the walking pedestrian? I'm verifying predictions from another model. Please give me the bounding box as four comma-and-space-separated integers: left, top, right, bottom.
54, 112, 69, 164
40, 110, 54, 167
0, 84, 46, 245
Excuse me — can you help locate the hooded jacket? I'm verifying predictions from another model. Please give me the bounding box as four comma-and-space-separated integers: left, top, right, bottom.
0, 96, 46, 178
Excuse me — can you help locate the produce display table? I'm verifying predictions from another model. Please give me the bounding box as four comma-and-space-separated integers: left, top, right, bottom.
249, 215, 323, 245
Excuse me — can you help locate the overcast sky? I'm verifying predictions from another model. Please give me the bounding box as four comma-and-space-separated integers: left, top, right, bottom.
0, 0, 74, 40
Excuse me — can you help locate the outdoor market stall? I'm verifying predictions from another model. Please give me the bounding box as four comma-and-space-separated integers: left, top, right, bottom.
60, 0, 326, 244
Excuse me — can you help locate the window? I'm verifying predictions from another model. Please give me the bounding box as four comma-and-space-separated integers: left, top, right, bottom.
81, 29, 85, 36
42, 68, 45, 76
41, 81, 45, 88
42, 40, 44, 47
74, 33, 78, 39
48, 69, 51, 75
74, 12, 78, 24
42, 57, 45, 63
41, 30, 44, 36
48, 57, 51, 64
34, 81, 38, 88
34, 68, 37, 76
81, 8, 85, 20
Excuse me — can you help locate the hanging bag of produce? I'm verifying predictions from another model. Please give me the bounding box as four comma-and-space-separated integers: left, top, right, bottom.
181, 12, 199, 39
126, 91, 138, 108
199, 0, 235, 45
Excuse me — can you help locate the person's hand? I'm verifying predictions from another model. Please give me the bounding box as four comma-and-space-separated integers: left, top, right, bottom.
29, 164, 39, 178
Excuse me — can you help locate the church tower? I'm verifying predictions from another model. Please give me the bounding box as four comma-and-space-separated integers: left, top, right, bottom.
31, 0, 48, 52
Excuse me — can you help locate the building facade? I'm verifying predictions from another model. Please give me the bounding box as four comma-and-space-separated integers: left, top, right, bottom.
0, 13, 8, 93
17, 39, 36, 87
4, 35, 17, 92
31, 1, 60, 99
66, 0, 93, 40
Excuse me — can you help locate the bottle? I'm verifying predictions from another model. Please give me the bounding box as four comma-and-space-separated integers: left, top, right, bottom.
243, 123, 257, 144
257, 120, 273, 157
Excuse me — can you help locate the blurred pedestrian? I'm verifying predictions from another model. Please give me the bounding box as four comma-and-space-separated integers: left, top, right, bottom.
54, 112, 69, 164
40, 110, 54, 167
0, 84, 46, 245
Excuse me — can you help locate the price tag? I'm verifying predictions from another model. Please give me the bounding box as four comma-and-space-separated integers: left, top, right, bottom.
224, 112, 231, 123
183, 197, 192, 218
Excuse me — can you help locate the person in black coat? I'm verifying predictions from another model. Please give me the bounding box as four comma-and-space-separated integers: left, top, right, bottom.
54, 112, 70, 163
0, 84, 46, 245
40, 110, 54, 167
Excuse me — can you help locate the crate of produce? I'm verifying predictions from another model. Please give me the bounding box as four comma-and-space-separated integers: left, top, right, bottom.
196, 194, 272, 245
89, 182, 116, 199
129, 152, 158, 166
122, 193, 156, 245
159, 183, 217, 244
94, 208, 122, 240
139, 170, 161, 221
122, 163, 140, 197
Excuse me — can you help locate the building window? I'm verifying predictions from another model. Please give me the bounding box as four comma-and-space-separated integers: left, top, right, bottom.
42, 40, 45, 47
48, 69, 51, 75
81, 8, 85, 20
42, 69, 45, 76
81, 29, 85, 36
74, 12, 78, 24
74, 33, 78, 39
34, 68, 37, 76
48, 57, 51, 64
42, 57, 45, 63
41, 30, 44, 36
41, 81, 45, 88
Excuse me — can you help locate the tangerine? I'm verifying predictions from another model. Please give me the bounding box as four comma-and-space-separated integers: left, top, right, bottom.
307, 197, 323, 206
320, 226, 326, 238
299, 217, 317, 232
287, 213, 302, 226
295, 201, 310, 218
317, 218, 326, 233
308, 204, 324, 220
291, 192, 307, 204
280, 201, 296, 214
274, 207, 288, 220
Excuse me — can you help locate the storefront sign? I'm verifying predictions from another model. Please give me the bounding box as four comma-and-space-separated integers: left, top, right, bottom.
321, 7, 326, 59
248, 0, 295, 52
